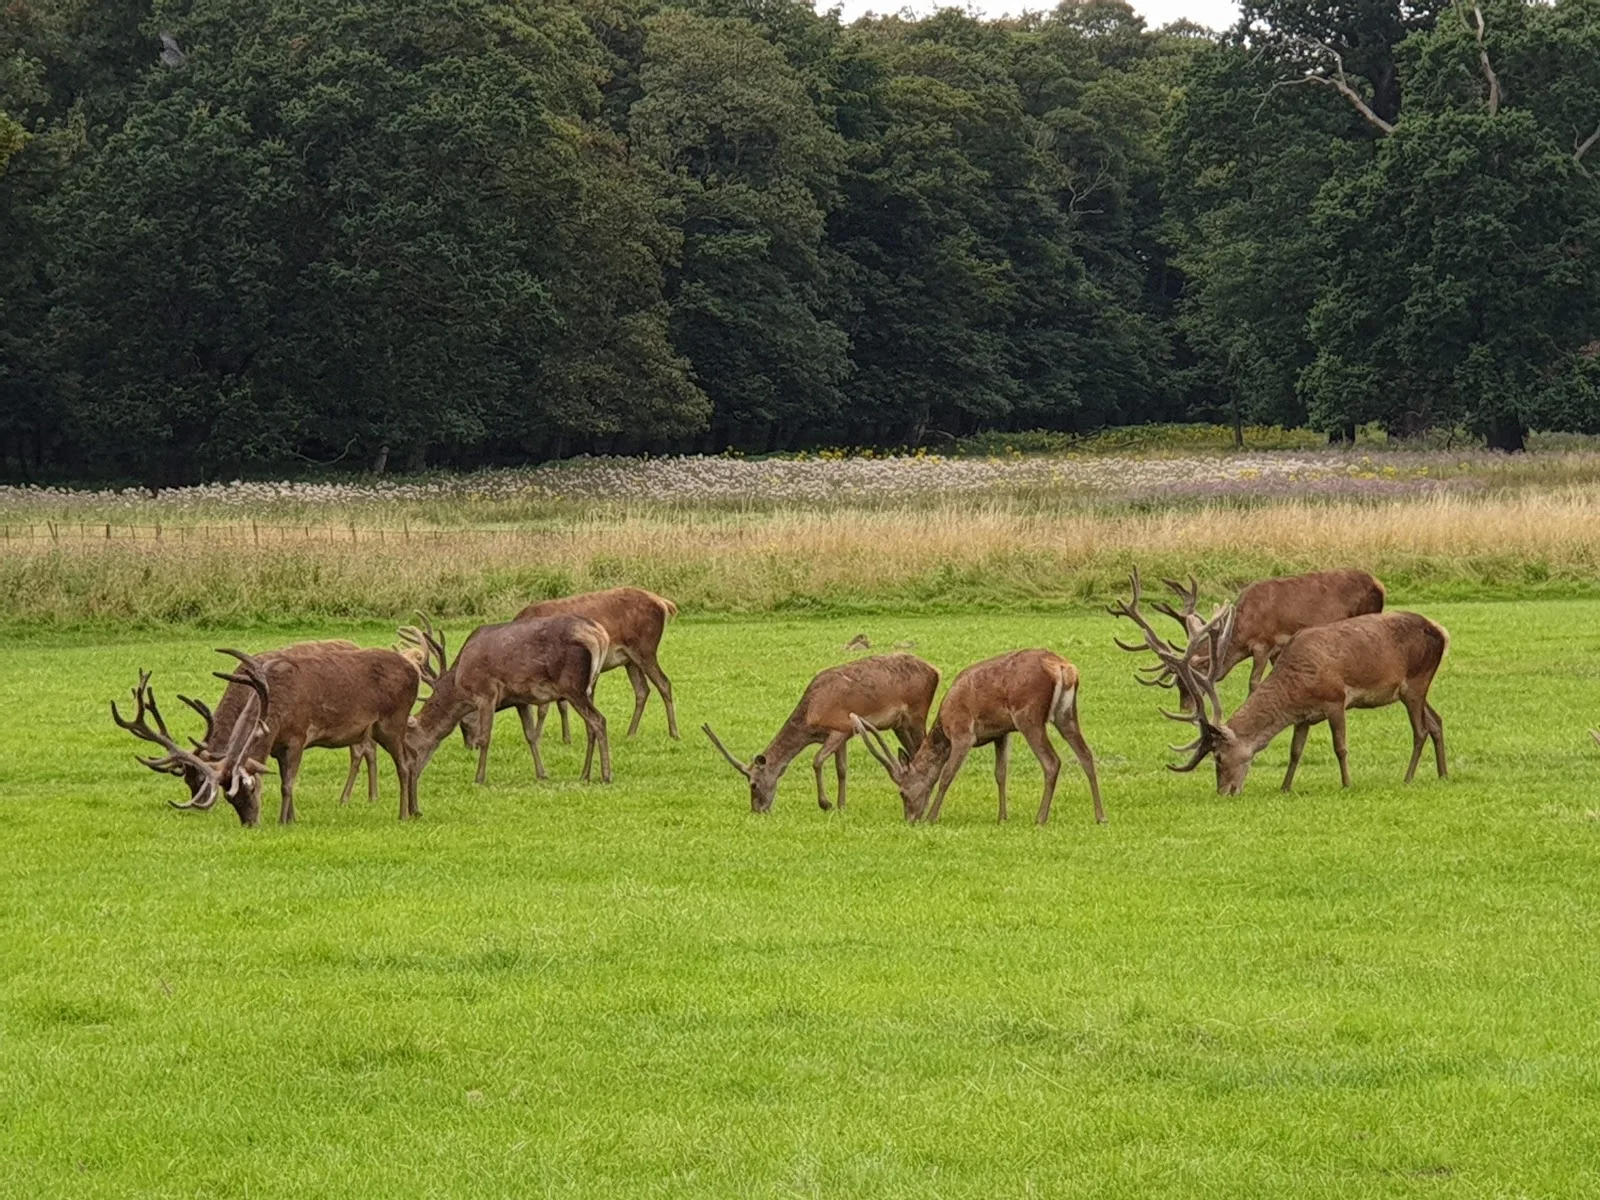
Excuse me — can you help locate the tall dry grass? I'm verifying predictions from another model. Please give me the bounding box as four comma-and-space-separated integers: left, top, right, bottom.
5, 489, 1600, 627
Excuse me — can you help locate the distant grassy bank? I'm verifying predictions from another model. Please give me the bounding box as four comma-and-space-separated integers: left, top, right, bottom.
4, 486, 1599, 628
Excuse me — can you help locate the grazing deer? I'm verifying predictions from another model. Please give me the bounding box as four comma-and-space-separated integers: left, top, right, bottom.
703, 653, 939, 813
853, 650, 1104, 825
1138, 569, 1385, 694
1113, 573, 1447, 795
514, 588, 679, 747
113, 643, 422, 825
405, 615, 613, 784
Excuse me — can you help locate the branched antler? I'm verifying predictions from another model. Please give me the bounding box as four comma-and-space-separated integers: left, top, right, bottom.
111, 671, 221, 808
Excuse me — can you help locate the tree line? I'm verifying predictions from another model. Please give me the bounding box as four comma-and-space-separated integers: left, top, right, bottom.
1, 0, 1596, 483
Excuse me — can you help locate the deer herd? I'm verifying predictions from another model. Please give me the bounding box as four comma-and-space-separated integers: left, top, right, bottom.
113, 569, 1452, 828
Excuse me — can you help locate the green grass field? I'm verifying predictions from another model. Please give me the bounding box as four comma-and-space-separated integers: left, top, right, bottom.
5, 603, 1600, 1196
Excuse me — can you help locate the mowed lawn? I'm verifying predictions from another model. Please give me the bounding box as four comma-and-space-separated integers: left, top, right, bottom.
3, 603, 1600, 1197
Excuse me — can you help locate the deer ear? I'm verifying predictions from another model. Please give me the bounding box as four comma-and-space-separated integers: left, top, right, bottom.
897, 749, 910, 768
1205, 722, 1235, 744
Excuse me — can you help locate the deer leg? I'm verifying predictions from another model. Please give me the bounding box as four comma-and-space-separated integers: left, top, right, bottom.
812, 732, 848, 810
1402, 697, 1429, 783
517, 704, 548, 780
992, 734, 1011, 822
374, 722, 413, 820
624, 661, 650, 738
1247, 649, 1270, 693
1327, 706, 1351, 787
1055, 705, 1105, 824
923, 737, 974, 824
835, 741, 848, 812
338, 745, 362, 806
1282, 722, 1312, 792
364, 740, 378, 804
474, 700, 496, 785
276, 744, 303, 825
569, 695, 610, 783
558, 699, 572, 745
639, 652, 679, 740
1016, 720, 1062, 825
1426, 703, 1447, 778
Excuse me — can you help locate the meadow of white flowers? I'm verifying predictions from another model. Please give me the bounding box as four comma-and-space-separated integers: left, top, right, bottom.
0, 448, 1518, 519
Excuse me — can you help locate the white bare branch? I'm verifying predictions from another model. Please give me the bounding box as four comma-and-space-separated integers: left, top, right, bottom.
1291, 39, 1396, 135
1576, 122, 1600, 164
1469, 5, 1501, 116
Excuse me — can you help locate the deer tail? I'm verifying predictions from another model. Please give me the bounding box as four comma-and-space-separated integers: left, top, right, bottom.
649, 592, 678, 621
578, 622, 609, 698
1430, 619, 1450, 661
1048, 661, 1079, 727
394, 640, 429, 674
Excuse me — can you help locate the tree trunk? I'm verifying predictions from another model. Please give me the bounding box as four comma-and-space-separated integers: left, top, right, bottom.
1484, 411, 1527, 453
371, 444, 389, 475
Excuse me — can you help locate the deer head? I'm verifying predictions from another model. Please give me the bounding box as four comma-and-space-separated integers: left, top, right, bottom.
702, 724, 786, 813
112, 650, 271, 823
1113, 572, 1248, 794
849, 716, 930, 820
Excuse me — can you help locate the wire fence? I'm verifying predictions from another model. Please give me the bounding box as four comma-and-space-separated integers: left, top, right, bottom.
0, 521, 549, 546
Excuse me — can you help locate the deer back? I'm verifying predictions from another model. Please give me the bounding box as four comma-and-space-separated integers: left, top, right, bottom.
1235, 569, 1386, 648
1230, 611, 1446, 734
515, 587, 675, 659
195, 640, 371, 758
800, 653, 939, 736
250, 646, 421, 753
935, 648, 1074, 739
455, 615, 609, 706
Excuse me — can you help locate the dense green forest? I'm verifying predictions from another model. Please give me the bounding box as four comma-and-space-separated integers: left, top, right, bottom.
2, 0, 1597, 482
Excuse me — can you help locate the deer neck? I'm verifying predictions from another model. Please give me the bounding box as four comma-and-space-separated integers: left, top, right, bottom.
408, 671, 474, 767
1223, 683, 1300, 757
760, 718, 820, 777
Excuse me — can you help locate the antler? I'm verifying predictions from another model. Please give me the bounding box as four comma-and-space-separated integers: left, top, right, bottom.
1151, 574, 1202, 634
1158, 605, 1236, 773
211, 649, 271, 792
1108, 567, 1189, 668
111, 671, 222, 808
402, 612, 449, 684
112, 671, 197, 773
1111, 571, 1237, 771
702, 724, 752, 778
850, 715, 905, 782
177, 693, 215, 749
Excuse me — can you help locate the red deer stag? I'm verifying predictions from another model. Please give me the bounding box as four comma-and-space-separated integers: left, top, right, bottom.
405, 615, 613, 784
703, 654, 939, 814
516, 588, 679, 745
113, 643, 422, 824
1112, 573, 1448, 795
853, 650, 1104, 825
1134, 569, 1385, 694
